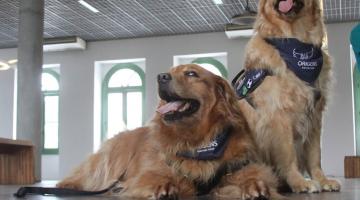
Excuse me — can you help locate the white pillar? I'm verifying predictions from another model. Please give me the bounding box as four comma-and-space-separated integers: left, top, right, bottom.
17, 0, 44, 181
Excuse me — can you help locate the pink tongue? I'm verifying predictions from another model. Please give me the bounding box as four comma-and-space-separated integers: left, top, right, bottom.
157, 101, 183, 115
279, 0, 294, 13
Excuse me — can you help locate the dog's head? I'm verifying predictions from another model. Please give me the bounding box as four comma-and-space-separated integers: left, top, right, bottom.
255, 0, 324, 43
156, 64, 244, 143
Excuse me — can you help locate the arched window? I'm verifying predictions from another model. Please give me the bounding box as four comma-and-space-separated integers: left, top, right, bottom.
192, 57, 228, 78
102, 63, 145, 140
41, 69, 60, 154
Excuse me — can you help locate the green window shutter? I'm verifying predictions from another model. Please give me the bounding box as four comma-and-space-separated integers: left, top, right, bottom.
191, 57, 228, 78
354, 65, 360, 155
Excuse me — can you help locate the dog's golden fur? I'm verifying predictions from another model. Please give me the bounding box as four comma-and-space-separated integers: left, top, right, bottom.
58, 64, 279, 199
238, 0, 340, 193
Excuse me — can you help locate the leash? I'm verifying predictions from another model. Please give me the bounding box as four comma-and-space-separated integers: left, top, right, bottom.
14, 179, 122, 198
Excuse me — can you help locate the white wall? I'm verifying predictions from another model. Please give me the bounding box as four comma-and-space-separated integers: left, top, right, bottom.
0, 69, 15, 139
0, 22, 357, 179
41, 155, 59, 180
322, 22, 358, 176
0, 48, 16, 139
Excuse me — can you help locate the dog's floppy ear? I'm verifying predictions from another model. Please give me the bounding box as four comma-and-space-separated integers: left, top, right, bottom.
214, 76, 243, 117
215, 76, 236, 103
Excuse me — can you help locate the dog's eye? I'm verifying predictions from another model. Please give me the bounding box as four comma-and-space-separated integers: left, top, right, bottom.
184, 71, 199, 77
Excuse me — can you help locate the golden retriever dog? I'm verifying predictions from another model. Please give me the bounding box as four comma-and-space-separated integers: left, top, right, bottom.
234, 0, 340, 193
58, 64, 279, 199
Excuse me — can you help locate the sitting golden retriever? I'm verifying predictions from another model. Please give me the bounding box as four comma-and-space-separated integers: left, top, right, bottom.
234, 0, 340, 193
58, 64, 279, 199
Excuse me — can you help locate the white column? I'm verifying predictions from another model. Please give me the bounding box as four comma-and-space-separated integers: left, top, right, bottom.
16, 0, 44, 181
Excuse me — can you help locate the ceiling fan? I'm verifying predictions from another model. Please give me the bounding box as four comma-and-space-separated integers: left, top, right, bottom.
225, 0, 257, 39
230, 0, 257, 26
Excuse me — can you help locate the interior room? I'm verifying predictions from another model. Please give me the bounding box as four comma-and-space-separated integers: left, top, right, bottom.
0, 0, 359, 199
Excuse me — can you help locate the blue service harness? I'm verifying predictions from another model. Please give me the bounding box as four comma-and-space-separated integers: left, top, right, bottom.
177, 126, 232, 160
265, 38, 323, 84
175, 127, 250, 196
232, 38, 323, 103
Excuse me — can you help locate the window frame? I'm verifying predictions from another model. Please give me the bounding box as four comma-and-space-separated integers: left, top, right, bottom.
191, 57, 228, 78
41, 69, 60, 155
101, 63, 145, 141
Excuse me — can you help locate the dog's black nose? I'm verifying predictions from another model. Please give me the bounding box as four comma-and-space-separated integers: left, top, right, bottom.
157, 73, 172, 83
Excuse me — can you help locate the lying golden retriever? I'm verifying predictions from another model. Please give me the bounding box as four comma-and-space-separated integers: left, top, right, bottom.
58, 64, 279, 199
234, 0, 340, 193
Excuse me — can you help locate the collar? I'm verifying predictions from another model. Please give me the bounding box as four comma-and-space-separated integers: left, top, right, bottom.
265, 38, 323, 84
176, 126, 232, 160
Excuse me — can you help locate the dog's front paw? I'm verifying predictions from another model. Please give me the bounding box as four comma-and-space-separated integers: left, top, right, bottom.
289, 179, 319, 193
154, 182, 179, 200
320, 179, 341, 192
216, 179, 270, 200
241, 179, 270, 200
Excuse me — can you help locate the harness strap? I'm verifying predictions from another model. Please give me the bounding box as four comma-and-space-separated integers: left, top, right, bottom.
195, 159, 250, 196
232, 69, 272, 108
14, 179, 122, 198
233, 69, 322, 108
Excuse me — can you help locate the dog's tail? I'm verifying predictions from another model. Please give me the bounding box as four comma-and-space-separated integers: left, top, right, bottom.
57, 127, 149, 192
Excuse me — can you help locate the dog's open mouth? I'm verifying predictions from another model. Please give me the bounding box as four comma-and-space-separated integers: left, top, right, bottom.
157, 93, 200, 121
275, 0, 304, 16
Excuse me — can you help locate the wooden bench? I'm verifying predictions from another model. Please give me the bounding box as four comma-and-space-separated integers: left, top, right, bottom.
0, 138, 35, 184
345, 156, 360, 178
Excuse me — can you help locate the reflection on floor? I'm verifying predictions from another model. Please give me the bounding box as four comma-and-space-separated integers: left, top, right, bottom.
0, 178, 359, 200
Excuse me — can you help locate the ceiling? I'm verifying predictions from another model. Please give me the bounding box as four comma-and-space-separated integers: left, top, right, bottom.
0, 0, 359, 49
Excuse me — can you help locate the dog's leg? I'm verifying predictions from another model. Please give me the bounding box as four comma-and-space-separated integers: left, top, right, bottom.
265, 115, 319, 193
215, 164, 281, 200
304, 99, 341, 192
304, 131, 340, 192
276, 139, 319, 193
284, 162, 319, 193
